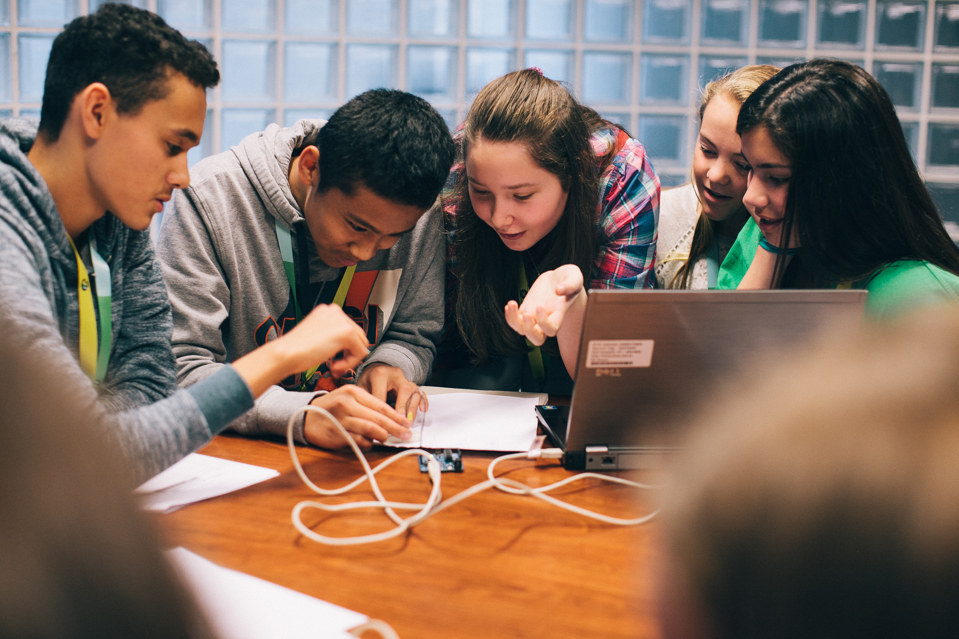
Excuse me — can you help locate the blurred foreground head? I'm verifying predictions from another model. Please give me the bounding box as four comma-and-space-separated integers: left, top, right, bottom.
0, 338, 212, 638
661, 306, 959, 639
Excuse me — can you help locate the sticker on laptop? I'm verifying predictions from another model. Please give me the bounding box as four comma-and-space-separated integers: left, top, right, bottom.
585, 340, 654, 368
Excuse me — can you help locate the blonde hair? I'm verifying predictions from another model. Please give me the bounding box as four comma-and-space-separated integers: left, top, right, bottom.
698, 64, 783, 122
673, 64, 781, 289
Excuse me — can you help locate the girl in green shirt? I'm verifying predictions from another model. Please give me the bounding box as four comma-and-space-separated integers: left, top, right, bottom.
720, 59, 959, 318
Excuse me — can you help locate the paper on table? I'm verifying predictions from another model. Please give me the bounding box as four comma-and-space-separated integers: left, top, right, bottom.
167, 547, 368, 639
135, 453, 280, 514
384, 392, 540, 451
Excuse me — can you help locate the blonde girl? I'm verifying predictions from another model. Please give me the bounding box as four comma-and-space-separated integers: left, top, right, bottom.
655, 65, 780, 289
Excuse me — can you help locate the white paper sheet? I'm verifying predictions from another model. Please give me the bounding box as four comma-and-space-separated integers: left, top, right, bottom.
384, 392, 541, 451
167, 548, 367, 639
135, 453, 280, 514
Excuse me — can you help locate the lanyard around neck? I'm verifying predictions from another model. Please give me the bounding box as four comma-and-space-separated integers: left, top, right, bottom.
68, 234, 112, 385
275, 219, 356, 385
275, 219, 356, 317
517, 260, 546, 385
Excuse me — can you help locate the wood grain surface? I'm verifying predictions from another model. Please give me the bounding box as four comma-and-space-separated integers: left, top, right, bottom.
157, 433, 663, 639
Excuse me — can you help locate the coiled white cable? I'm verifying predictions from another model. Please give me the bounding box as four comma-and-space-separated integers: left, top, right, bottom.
288, 405, 658, 546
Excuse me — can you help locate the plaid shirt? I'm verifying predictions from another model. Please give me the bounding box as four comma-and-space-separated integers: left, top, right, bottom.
589, 128, 660, 289
443, 127, 660, 290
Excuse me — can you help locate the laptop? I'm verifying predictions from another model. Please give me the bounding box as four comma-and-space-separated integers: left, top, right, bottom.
536, 289, 867, 470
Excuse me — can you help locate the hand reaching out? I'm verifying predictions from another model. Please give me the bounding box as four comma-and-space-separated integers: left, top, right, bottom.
505, 264, 585, 346
281, 304, 369, 376
232, 303, 370, 399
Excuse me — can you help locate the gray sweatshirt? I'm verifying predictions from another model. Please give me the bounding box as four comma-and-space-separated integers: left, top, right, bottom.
157, 119, 445, 443
0, 118, 253, 484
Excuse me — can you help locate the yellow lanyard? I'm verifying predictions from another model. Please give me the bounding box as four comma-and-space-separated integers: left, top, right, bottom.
68, 235, 112, 384
332, 265, 356, 308
276, 219, 355, 385
518, 261, 546, 385
300, 266, 353, 384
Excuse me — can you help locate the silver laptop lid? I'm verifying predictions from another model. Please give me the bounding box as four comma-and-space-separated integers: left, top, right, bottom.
565, 289, 867, 458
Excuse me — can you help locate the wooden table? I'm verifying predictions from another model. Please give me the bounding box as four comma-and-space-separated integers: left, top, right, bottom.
158, 433, 662, 639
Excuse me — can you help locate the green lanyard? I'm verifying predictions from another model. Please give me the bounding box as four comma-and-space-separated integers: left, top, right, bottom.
275, 219, 356, 384
68, 234, 112, 385
517, 261, 546, 385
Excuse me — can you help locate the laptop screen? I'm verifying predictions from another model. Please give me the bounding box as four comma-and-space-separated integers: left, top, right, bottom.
562, 289, 866, 467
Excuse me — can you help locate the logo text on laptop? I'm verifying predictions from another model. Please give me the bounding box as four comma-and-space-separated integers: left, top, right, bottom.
595, 368, 622, 377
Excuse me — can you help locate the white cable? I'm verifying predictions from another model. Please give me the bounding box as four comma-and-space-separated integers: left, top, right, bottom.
288, 405, 658, 546
348, 619, 400, 639
288, 405, 442, 545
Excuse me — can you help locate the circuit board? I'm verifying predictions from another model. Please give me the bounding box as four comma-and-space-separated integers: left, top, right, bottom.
418, 448, 464, 473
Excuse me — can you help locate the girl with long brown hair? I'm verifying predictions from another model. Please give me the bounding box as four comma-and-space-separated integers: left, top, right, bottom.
439, 69, 660, 393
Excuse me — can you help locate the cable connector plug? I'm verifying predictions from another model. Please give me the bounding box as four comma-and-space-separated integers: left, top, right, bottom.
526, 448, 564, 460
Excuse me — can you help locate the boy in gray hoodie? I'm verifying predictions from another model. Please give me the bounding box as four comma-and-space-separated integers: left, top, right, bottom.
0, 5, 373, 483
157, 91, 455, 449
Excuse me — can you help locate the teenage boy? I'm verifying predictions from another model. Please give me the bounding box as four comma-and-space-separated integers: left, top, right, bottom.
157, 91, 455, 449
0, 4, 372, 483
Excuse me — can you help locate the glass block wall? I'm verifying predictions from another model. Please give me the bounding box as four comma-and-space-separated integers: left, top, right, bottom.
3, 0, 959, 233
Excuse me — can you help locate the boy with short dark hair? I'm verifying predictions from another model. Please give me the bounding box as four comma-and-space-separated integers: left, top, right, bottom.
157, 90, 455, 449
38, 4, 219, 142
0, 4, 369, 483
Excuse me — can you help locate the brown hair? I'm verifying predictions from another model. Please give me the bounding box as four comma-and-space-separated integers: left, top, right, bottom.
662, 306, 959, 639
451, 69, 618, 364
673, 65, 780, 289
0, 338, 214, 639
